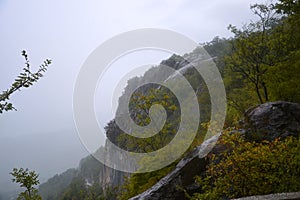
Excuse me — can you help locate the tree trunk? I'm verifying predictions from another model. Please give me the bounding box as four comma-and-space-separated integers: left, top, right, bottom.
255, 82, 264, 104
262, 81, 269, 102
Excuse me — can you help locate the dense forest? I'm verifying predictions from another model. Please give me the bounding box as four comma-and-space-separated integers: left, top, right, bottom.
5, 0, 300, 199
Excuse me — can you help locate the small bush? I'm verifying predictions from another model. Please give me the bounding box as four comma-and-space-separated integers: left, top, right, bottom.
191, 133, 300, 199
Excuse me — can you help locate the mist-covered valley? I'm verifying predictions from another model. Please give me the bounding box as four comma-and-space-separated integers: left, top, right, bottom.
1, 0, 300, 199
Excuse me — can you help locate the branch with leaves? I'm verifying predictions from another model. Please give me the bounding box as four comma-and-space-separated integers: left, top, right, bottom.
0, 50, 51, 113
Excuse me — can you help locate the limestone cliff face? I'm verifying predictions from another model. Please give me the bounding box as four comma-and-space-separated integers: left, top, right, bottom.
78, 152, 129, 189
93, 139, 137, 190
39, 150, 128, 199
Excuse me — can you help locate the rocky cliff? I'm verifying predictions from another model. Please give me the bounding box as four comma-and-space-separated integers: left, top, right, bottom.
38, 53, 194, 199
39, 153, 128, 199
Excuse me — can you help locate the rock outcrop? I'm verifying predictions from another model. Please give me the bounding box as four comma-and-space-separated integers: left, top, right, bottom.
130, 101, 300, 200
244, 101, 300, 141
130, 134, 220, 200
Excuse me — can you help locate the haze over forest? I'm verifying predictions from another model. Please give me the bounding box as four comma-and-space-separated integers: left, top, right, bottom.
1, 0, 291, 199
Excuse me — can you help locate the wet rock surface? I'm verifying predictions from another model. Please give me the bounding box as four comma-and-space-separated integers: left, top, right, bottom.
129, 134, 220, 200
232, 192, 300, 200
244, 101, 300, 141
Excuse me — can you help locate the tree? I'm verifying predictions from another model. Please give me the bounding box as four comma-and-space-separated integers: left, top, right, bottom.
0, 50, 51, 113
225, 3, 279, 104
223, 0, 300, 125
267, 0, 300, 102
10, 168, 42, 200
275, 0, 299, 15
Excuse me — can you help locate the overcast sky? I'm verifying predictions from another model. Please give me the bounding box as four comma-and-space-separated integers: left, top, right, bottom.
0, 0, 266, 193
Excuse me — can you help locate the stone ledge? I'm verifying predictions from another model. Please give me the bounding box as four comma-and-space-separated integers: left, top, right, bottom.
232, 192, 300, 200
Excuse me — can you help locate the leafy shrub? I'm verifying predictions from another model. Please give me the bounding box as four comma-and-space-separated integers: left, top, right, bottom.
191, 133, 300, 199
117, 164, 175, 200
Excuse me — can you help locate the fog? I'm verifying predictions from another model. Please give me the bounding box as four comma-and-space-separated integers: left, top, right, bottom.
0, 0, 265, 196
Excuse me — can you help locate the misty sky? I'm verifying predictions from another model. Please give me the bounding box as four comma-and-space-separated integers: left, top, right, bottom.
0, 0, 266, 193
